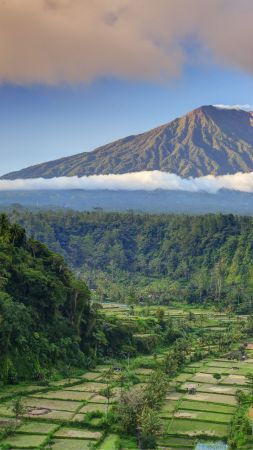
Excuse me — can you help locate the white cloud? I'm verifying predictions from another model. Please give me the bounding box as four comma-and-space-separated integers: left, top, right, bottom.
1, 171, 253, 194
214, 104, 253, 111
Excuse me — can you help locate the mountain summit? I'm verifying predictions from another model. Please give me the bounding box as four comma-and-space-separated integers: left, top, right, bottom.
3, 105, 253, 179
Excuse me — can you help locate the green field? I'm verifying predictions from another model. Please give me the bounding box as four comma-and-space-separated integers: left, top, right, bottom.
0, 303, 252, 449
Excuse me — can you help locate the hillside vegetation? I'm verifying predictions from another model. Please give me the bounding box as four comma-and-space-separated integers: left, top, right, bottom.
3, 106, 253, 179
0, 214, 95, 383
8, 209, 253, 312
1, 213, 199, 384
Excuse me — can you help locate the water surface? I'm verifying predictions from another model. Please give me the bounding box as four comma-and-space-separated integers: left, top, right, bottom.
195, 442, 228, 450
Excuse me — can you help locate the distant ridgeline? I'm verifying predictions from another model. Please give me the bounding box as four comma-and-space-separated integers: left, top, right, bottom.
7, 209, 253, 313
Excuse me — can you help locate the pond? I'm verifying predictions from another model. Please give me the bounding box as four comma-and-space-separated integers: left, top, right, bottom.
195, 442, 228, 450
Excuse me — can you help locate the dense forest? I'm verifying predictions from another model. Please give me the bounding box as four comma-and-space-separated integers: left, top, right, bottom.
7, 208, 253, 312
1, 213, 197, 384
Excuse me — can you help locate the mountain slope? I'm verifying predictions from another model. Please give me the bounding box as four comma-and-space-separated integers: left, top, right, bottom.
3, 105, 253, 179
0, 213, 91, 381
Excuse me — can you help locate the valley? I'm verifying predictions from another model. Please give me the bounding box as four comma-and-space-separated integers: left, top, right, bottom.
0, 303, 253, 449
1, 2, 253, 449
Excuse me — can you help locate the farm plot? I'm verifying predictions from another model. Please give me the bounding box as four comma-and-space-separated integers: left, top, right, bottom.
53, 427, 102, 439
2, 433, 48, 448
190, 373, 225, 384
31, 389, 94, 401
164, 418, 228, 437
158, 353, 243, 445
179, 400, 235, 414
51, 438, 95, 449
17, 421, 58, 434
183, 392, 237, 405
221, 374, 247, 385
24, 397, 81, 412
174, 409, 232, 423
181, 382, 238, 395
66, 382, 107, 392
158, 435, 196, 448
79, 403, 108, 414
80, 372, 102, 380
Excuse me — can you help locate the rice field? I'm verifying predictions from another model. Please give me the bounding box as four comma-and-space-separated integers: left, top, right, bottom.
0, 304, 250, 449
158, 344, 253, 449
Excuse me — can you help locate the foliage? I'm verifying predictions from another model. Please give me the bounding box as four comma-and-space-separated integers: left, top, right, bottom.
0, 214, 95, 382
137, 405, 160, 449
8, 209, 253, 312
116, 371, 167, 448
10, 397, 27, 423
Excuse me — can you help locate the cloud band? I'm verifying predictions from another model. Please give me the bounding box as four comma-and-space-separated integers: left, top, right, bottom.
1, 171, 253, 193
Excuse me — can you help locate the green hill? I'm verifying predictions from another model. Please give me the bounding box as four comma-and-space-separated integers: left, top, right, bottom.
7, 209, 253, 313
0, 214, 93, 383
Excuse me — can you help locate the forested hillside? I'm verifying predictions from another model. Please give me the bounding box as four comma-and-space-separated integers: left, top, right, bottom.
0, 214, 153, 384
0, 214, 94, 383
7, 209, 253, 312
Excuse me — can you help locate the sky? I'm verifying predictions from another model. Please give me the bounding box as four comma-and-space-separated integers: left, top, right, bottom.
1, 0, 253, 176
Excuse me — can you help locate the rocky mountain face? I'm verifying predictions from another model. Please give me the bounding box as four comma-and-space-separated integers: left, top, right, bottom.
3, 105, 253, 179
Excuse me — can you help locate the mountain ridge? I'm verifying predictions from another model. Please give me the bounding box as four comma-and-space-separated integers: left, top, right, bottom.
2, 105, 253, 179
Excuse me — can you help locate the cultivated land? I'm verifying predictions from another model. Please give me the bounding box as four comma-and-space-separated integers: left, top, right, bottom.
0, 304, 253, 449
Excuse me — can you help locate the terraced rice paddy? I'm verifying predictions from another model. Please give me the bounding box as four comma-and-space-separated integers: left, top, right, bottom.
0, 356, 245, 449
158, 350, 253, 449
0, 364, 113, 449
0, 304, 251, 449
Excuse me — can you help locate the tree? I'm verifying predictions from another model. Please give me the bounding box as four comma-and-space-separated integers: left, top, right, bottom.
10, 397, 27, 424
164, 353, 178, 377
101, 386, 114, 416
117, 385, 146, 434
144, 371, 168, 410
137, 406, 161, 449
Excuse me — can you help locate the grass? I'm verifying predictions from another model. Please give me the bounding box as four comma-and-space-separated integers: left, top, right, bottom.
50, 378, 81, 387
174, 373, 193, 382
32, 390, 94, 401
190, 373, 223, 384
179, 400, 235, 414
17, 421, 58, 434
88, 395, 108, 404
79, 403, 108, 414
165, 418, 228, 437
81, 373, 102, 381
54, 427, 102, 440
119, 437, 138, 449
2, 433, 47, 448
24, 397, 81, 411
181, 382, 238, 395
158, 435, 195, 447
174, 409, 232, 424
98, 434, 120, 450
221, 374, 247, 385
66, 382, 107, 393
183, 392, 237, 405
51, 438, 95, 449
29, 410, 74, 421
160, 401, 178, 413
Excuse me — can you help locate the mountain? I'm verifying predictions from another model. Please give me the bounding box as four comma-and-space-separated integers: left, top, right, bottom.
2, 105, 253, 180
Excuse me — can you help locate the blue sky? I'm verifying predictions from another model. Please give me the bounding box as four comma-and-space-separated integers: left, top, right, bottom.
1, 0, 253, 176
1, 64, 253, 176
